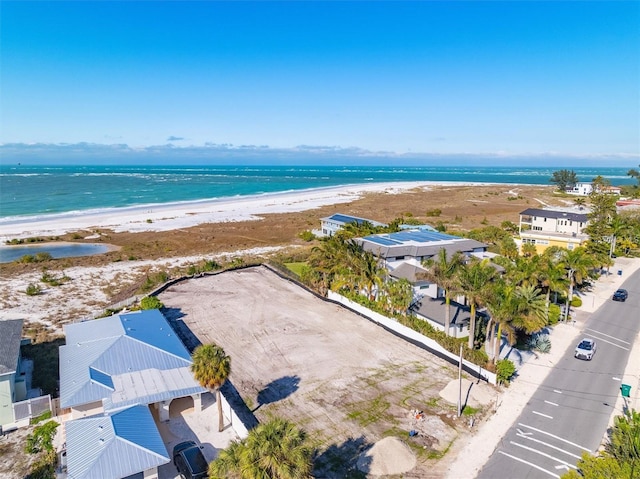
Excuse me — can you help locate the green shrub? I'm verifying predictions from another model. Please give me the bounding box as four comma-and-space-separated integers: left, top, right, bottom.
18, 254, 35, 264
140, 296, 164, 310
571, 296, 582, 307
26, 284, 42, 296
30, 410, 52, 425
496, 359, 516, 385
202, 259, 221, 271
34, 252, 52, 262
25, 421, 59, 454
298, 230, 316, 242
547, 303, 561, 325
527, 334, 551, 354
426, 208, 442, 217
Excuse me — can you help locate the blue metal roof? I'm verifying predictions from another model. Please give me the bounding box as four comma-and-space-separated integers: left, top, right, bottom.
65, 405, 169, 479
60, 310, 203, 409
119, 309, 192, 361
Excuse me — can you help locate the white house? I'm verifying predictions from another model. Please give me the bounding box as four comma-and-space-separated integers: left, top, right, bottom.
566, 182, 593, 196
518, 207, 590, 254
316, 213, 386, 237
59, 309, 207, 479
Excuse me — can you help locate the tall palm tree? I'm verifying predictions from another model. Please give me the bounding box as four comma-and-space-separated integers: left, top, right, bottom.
538, 251, 569, 321
484, 283, 518, 363
457, 258, 498, 349
420, 249, 465, 336
209, 418, 313, 479
561, 247, 596, 321
191, 343, 231, 432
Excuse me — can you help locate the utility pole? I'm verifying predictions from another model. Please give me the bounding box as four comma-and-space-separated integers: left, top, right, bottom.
457, 344, 463, 417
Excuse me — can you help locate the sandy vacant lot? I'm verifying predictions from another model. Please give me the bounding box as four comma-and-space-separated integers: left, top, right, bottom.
159, 266, 493, 478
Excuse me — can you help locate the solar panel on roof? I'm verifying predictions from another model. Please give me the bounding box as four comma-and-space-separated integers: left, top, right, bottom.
330, 214, 362, 224
365, 236, 398, 246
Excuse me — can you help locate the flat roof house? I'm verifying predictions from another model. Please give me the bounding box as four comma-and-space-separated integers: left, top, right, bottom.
518, 208, 589, 254
356, 230, 488, 338
0, 319, 26, 430
317, 213, 386, 237
59, 309, 206, 479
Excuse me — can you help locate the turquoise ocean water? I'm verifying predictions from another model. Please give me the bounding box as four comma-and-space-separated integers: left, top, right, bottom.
0, 164, 634, 220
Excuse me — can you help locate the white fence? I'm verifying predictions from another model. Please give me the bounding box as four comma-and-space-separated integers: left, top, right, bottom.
13, 394, 52, 422
328, 291, 497, 385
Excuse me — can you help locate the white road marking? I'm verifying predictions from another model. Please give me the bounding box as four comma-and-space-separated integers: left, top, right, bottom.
544, 400, 559, 406
553, 389, 562, 394
591, 336, 630, 350
533, 411, 553, 419
510, 441, 578, 470
555, 465, 570, 470
497, 451, 560, 478
585, 328, 630, 344
613, 377, 622, 381
517, 428, 533, 436
518, 423, 592, 452
515, 433, 582, 459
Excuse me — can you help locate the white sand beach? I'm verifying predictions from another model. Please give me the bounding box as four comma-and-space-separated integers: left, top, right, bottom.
0, 180, 519, 242
0, 181, 453, 241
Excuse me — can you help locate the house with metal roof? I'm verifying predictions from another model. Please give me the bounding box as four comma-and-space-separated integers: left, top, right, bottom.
0, 319, 27, 430
59, 309, 206, 479
317, 213, 387, 237
518, 207, 590, 254
64, 404, 170, 479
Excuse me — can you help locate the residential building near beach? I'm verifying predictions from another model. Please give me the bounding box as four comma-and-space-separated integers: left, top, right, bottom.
355, 229, 489, 337
58, 309, 207, 479
517, 207, 590, 254
316, 213, 386, 237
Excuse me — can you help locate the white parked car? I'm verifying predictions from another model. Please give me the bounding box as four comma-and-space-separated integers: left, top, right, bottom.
575, 338, 596, 361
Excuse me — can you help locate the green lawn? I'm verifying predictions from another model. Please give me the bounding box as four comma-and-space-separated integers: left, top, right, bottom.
284, 262, 307, 277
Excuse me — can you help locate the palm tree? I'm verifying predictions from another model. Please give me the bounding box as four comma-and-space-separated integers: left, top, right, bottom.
511, 284, 547, 334
191, 343, 231, 432
561, 247, 596, 321
457, 258, 498, 349
538, 253, 568, 321
484, 283, 518, 363
209, 418, 313, 479
420, 249, 465, 336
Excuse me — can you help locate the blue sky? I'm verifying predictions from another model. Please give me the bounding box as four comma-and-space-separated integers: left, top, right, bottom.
1, 1, 639, 165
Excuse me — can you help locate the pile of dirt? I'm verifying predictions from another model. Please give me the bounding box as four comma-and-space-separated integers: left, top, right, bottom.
356, 436, 417, 476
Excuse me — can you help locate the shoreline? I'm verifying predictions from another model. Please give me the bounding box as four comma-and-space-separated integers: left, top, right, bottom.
0, 180, 528, 241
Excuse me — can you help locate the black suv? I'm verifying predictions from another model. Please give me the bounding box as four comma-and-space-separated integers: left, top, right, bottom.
173, 441, 208, 479
612, 289, 628, 302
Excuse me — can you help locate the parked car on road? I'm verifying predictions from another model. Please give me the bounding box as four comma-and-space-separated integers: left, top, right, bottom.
173, 441, 208, 479
575, 338, 597, 361
612, 289, 628, 302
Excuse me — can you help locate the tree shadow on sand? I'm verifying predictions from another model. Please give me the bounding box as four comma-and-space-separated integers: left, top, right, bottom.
253, 375, 300, 412
313, 436, 373, 479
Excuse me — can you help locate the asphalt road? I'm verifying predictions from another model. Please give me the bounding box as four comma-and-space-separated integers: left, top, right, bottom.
477, 268, 640, 479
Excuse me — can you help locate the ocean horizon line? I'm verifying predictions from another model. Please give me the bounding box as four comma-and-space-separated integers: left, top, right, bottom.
1, 164, 635, 220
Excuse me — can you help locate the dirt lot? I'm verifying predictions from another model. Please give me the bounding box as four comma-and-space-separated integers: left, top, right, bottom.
159, 266, 488, 478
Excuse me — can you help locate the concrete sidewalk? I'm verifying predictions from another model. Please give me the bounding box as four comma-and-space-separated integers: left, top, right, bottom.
444, 257, 640, 479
